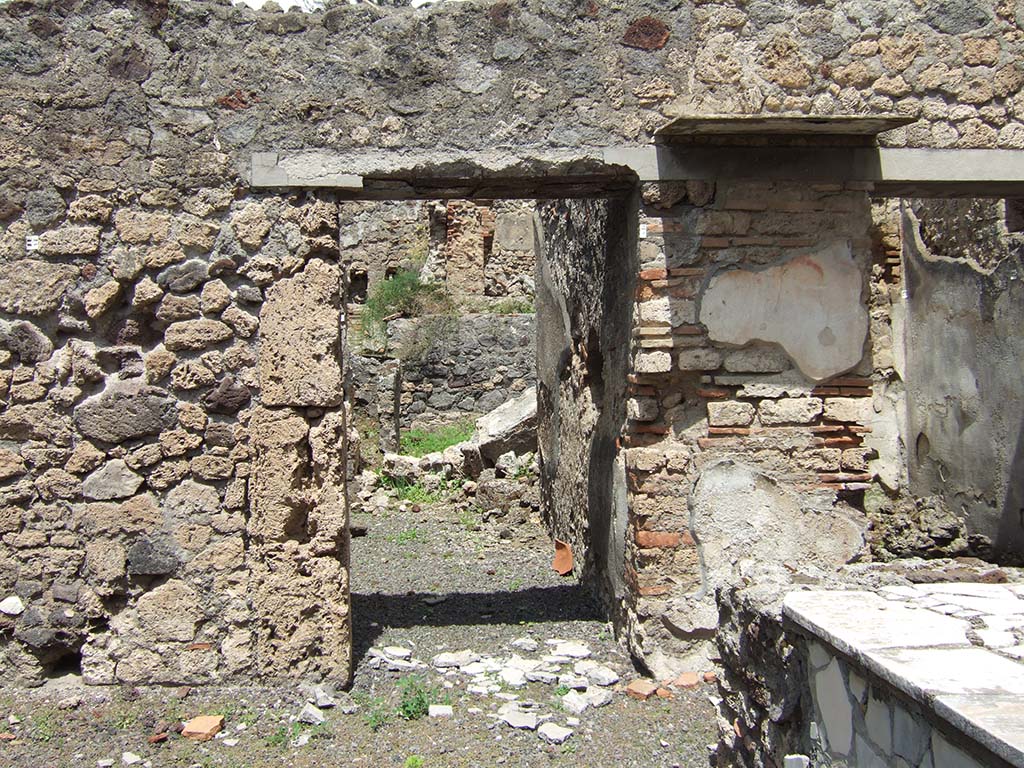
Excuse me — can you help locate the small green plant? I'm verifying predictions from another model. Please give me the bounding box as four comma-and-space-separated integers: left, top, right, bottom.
360, 267, 453, 353
404, 757, 425, 768
396, 675, 438, 721
357, 694, 391, 732
554, 684, 571, 697
266, 722, 306, 748
400, 419, 475, 457
393, 527, 420, 545
492, 297, 534, 314
457, 506, 481, 532
508, 577, 523, 592
561, 742, 578, 755
29, 710, 58, 742
377, 475, 443, 504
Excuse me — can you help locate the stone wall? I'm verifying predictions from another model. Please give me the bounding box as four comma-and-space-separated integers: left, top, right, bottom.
615, 179, 878, 678
391, 313, 536, 431
535, 196, 635, 613
898, 200, 1024, 563
0, 187, 351, 686
1, 0, 1023, 687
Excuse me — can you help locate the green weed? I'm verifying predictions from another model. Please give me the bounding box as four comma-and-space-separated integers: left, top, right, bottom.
508, 578, 523, 591
492, 297, 534, 314
400, 419, 475, 457
404, 757, 425, 768
554, 684, 571, 697
396, 675, 440, 721
377, 475, 443, 504
29, 710, 58, 742
393, 528, 420, 545
360, 267, 453, 353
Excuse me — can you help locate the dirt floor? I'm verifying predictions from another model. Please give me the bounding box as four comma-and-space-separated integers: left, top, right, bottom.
0, 477, 719, 768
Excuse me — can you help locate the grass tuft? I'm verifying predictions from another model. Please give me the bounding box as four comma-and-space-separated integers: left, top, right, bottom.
400, 419, 475, 457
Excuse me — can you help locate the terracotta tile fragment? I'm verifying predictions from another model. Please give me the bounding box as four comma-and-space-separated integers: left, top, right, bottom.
552, 539, 573, 576
181, 714, 224, 742
625, 678, 659, 700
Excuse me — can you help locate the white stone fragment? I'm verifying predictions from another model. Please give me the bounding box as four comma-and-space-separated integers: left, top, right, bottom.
557, 674, 589, 690
501, 711, 538, 730
500, 668, 527, 688
121, 754, 142, 766
783, 756, 810, 768
433, 650, 480, 668
537, 722, 573, 744
585, 688, 614, 708
428, 704, 453, 718
511, 637, 539, 652
297, 703, 325, 725
0, 595, 25, 615
383, 646, 412, 660
561, 690, 590, 716
526, 670, 558, 684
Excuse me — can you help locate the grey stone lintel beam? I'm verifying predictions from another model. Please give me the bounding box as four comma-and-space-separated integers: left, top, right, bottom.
251, 148, 1024, 199
604, 146, 1024, 198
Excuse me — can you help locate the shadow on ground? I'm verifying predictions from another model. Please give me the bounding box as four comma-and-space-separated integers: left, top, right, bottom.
351, 584, 603, 667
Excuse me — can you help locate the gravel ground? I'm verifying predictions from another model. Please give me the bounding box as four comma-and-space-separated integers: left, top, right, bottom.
0, 479, 718, 768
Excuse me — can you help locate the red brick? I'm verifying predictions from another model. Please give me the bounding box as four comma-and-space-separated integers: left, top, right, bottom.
639, 268, 668, 280
696, 387, 731, 399
637, 583, 671, 596
636, 530, 681, 548
626, 679, 660, 700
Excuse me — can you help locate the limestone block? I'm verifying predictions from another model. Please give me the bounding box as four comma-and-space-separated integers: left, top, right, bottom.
865, 692, 892, 754
677, 348, 723, 371
699, 242, 868, 381
814, 658, 853, 755
156, 294, 201, 323
74, 382, 177, 443
635, 351, 672, 373
0, 320, 53, 363
85, 540, 126, 583
166, 480, 220, 520
259, 259, 343, 407
38, 225, 100, 256
164, 319, 233, 351
638, 297, 695, 326
707, 401, 755, 426
759, 397, 823, 425
0, 448, 27, 480
0, 401, 72, 444
136, 580, 200, 642
474, 386, 537, 462
131, 276, 163, 308
0, 260, 78, 315
82, 459, 144, 500
84, 281, 121, 319
823, 397, 872, 424
249, 405, 311, 542
200, 279, 231, 314
74, 493, 162, 535
114, 210, 171, 243
231, 202, 271, 248
221, 305, 258, 338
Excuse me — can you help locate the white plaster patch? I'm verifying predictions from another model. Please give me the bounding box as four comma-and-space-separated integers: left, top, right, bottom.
699, 241, 868, 381
814, 658, 853, 756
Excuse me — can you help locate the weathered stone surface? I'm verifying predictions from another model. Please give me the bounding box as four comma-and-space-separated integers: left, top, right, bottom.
691, 461, 867, 598
84, 280, 121, 319
38, 225, 100, 256
0, 448, 27, 480
136, 580, 200, 642
156, 294, 201, 323
0, 320, 53, 363
164, 319, 233, 351
82, 459, 144, 500
201, 375, 251, 414
474, 387, 537, 463
74, 383, 177, 443
0, 260, 77, 315
127, 537, 180, 577
231, 203, 271, 248
699, 242, 868, 381
759, 397, 823, 425
707, 401, 755, 427
75, 493, 162, 535
200, 279, 231, 314
259, 259, 343, 407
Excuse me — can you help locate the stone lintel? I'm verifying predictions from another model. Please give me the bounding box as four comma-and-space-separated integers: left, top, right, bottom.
654, 113, 915, 139
252, 148, 1024, 199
